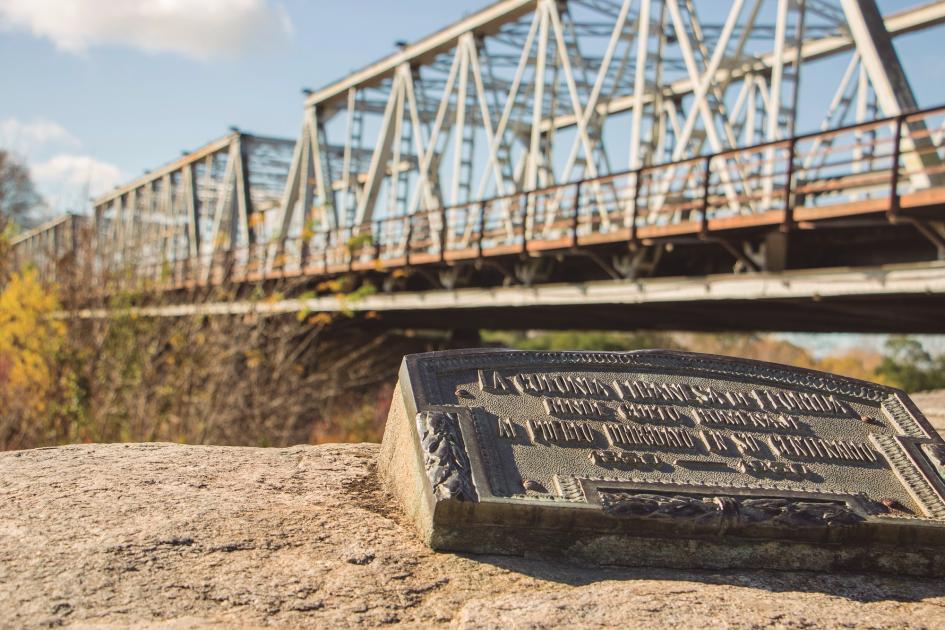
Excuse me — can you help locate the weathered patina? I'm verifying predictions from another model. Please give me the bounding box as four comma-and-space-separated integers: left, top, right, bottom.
379, 349, 945, 575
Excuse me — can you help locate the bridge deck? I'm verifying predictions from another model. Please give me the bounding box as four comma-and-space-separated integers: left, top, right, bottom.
128, 106, 945, 291
201, 187, 942, 284
69, 261, 945, 334
15, 106, 945, 335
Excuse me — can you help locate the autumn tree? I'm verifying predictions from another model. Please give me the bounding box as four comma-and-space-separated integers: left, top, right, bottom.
876, 336, 945, 393
0, 150, 41, 229
0, 268, 78, 449
0, 150, 43, 280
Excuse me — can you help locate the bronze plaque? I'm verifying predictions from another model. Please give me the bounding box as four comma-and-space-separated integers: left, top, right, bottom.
378, 349, 945, 575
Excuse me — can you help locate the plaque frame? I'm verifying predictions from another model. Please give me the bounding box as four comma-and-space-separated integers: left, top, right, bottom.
379, 349, 945, 575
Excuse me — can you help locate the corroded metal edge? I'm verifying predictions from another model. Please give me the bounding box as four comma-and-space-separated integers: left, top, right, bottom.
408, 348, 899, 407
599, 491, 864, 528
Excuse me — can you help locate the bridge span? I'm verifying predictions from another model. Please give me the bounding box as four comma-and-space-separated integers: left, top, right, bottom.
10, 0, 945, 333
70, 261, 945, 333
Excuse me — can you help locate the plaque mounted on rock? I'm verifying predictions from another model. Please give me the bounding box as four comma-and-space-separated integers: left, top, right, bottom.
378, 349, 945, 575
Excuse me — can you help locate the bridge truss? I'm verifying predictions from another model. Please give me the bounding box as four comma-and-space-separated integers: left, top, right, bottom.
9, 214, 90, 286
90, 131, 295, 283
10, 0, 945, 331
278, 0, 945, 232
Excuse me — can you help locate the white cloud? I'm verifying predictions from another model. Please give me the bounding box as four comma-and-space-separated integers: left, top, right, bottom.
0, 118, 79, 155
0, 0, 293, 59
31, 154, 124, 212
0, 117, 124, 215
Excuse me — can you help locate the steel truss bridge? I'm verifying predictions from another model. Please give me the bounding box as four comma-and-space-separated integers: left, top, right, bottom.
11, 0, 945, 332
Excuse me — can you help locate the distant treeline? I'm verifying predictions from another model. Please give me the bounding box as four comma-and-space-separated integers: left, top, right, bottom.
485, 330, 945, 394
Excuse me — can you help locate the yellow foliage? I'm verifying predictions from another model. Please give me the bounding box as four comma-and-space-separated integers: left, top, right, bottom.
316, 278, 344, 293
675, 333, 819, 370
307, 312, 334, 326
817, 349, 883, 382
0, 270, 65, 419
243, 349, 263, 369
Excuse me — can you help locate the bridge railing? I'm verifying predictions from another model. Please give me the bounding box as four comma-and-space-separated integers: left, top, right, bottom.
32, 105, 944, 292
8, 214, 92, 286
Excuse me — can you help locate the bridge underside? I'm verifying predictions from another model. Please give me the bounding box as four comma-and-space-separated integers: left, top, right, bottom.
76, 260, 945, 333
365, 293, 945, 333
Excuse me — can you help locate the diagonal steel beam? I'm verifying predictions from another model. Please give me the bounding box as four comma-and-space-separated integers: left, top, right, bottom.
540, 1, 945, 133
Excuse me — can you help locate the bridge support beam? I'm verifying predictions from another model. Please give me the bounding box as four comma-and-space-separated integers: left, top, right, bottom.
840, 0, 943, 185
840, 0, 919, 117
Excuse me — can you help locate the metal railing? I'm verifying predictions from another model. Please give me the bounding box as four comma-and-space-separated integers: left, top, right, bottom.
16, 106, 945, 289
8, 215, 91, 285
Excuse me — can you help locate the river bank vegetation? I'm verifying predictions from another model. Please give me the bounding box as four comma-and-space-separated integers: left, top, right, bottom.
1, 260, 943, 451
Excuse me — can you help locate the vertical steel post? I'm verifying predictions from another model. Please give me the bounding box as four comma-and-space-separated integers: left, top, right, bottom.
477, 201, 486, 259
440, 206, 448, 263
700, 155, 713, 237
322, 228, 330, 271
629, 169, 642, 247
301, 232, 311, 271
571, 181, 583, 249
373, 220, 382, 263
405, 215, 414, 267
782, 138, 798, 232
889, 114, 905, 219
348, 227, 355, 273
522, 192, 531, 255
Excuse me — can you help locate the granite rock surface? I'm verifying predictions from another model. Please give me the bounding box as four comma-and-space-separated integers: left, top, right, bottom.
912, 390, 945, 438
4, 438, 945, 628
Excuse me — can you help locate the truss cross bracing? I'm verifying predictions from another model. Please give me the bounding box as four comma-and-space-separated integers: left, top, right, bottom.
276, 0, 945, 238
12, 0, 945, 306
90, 131, 296, 283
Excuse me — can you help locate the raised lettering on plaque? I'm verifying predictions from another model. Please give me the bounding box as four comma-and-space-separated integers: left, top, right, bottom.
379, 349, 945, 576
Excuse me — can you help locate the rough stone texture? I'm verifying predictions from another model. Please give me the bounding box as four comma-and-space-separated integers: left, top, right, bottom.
4, 443, 945, 628
912, 390, 945, 438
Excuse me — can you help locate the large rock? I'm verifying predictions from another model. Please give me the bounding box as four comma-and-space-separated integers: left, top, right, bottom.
3, 443, 945, 628
912, 390, 945, 438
